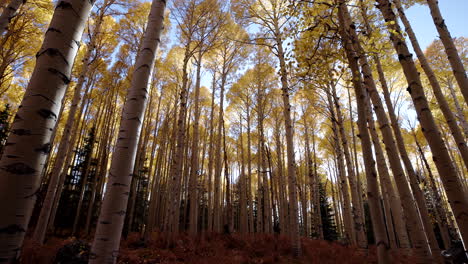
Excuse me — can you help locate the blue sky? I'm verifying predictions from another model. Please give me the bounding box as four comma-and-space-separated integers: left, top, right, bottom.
406, 0, 468, 50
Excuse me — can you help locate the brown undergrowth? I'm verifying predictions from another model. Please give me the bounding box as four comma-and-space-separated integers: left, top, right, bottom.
21, 232, 415, 263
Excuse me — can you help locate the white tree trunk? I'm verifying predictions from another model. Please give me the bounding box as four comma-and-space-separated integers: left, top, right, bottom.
377, 0, 468, 248
426, 0, 468, 104
0, 0, 93, 261
89, 0, 166, 262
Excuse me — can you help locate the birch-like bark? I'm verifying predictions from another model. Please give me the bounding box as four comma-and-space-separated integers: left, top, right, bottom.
426, 0, 468, 104
89, 0, 166, 262
337, 2, 390, 262
332, 85, 367, 248
394, 0, 468, 171
326, 87, 354, 244
188, 51, 203, 235
32, 12, 105, 243
414, 133, 452, 249
213, 69, 226, 233
341, 5, 433, 261
376, 0, 468, 248
0, 0, 93, 260
368, 116, 411, 251
275, 27, 301, 257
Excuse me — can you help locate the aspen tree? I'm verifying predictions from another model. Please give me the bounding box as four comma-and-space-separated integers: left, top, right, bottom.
426, 0, 468, 104
332, 85, 367, 248
0, 0, 94, 260
393, 0, 468, 171
376, 0, 468, 247
32, 2, 113, 243
89, 0, 166, 262
337, 2, 391, 262
341, 5, 434, 261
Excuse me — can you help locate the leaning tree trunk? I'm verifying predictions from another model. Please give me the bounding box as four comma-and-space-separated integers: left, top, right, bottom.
342, 5, 433, 261
0, 0, 24, 35
32, 13, 104, 243
414, 133, 452, 249
368, 113, 411, 252
89, 1, 166, 262
376, 0, 468, 248
337, 2, 391, 263
394, 0, 468, 171
275, 29, 301, 257
327, 86, 354, 245
0, 0, 93, 261
332, 85, 367, 248
426, 0, 468, 104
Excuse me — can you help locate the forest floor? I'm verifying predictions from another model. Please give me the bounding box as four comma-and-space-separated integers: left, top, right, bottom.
21, 232, 416, 263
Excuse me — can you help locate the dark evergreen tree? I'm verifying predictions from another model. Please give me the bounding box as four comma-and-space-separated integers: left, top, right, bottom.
364, 202, 375, 245
55, 127, 97, 235
0, 104, 10, 157
319, 179, 338, 241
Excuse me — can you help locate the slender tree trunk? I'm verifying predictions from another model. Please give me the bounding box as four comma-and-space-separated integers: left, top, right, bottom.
47, 80, 93, 235
414, 134, 452, 249
188, 50, 204, 235
71, 128, 95, 236
0, 0, 93, 259
332, 85, 367, 248
426, 0, 468, 104
274, 119, 288, 235
213, 70, 227, 233
246, 106, 254, 233
394, 0, 468, 171
376, 0, 468, 248
327, 87, 354, 244
207, 73, 216, 232
89, 1, 165, 262
342, 5, 433, 261
368, 117, 411, 251
239, 115, 248, 233
33, 16, 105, 242
275, 28, 301, 256
337, 3, 391, 262
222, 123, 232, 233
167, 47, 191, 236
312, 129, 323, 239
381, 184, 398, 249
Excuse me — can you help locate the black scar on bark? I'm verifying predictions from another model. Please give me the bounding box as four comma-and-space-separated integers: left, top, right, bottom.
55, 1, 74, 12
30, 93, 55, 104
36, 48, 69, 67
46, 27, 62, 34
2, 162, 36, 174
0, 224, 26, 235
12, 129, 31, 135
115, 210, 126, 216
37, 109, 57, 119
35, 143, 51, 154
48, 68, 71, 84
